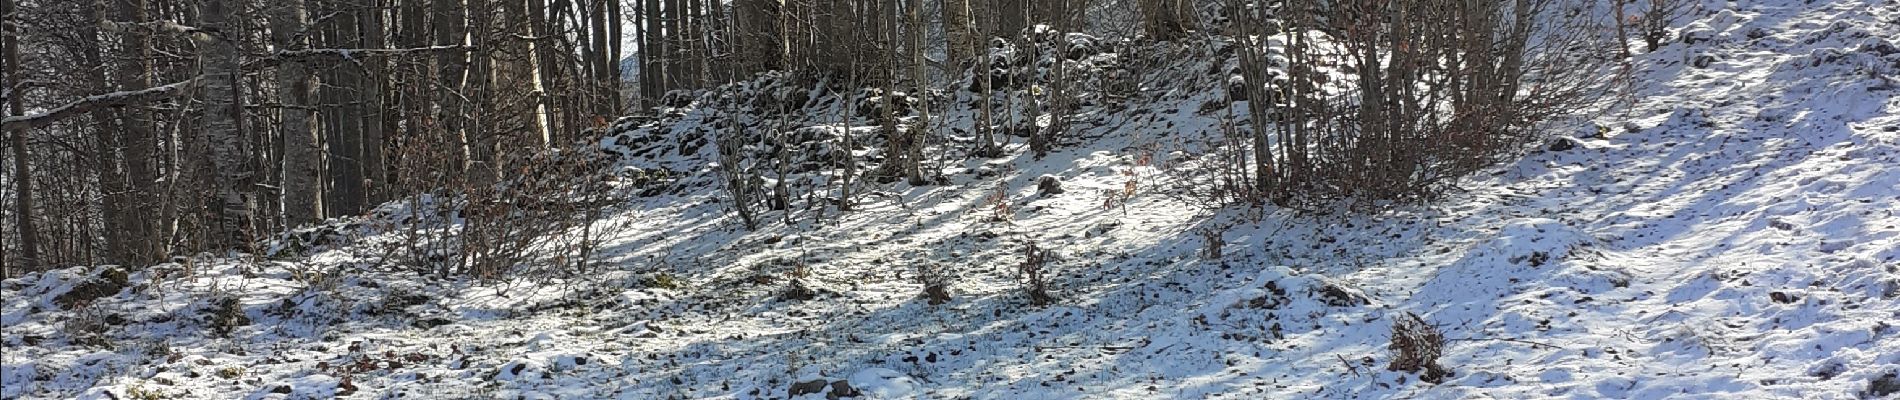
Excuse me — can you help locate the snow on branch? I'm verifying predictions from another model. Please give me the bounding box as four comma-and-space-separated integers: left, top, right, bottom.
1, 77, 200, 131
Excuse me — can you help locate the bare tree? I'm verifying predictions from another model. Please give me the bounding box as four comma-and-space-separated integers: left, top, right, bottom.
1138, 0, 1194, 40
272, 0, 320, 228
2, 0, 37, 271
199, 0, 255, 248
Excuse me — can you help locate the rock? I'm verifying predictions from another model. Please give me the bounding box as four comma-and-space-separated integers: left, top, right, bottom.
1037, 175, 1064, 196
412, 317, 453, 329
1312, 278, 1371, 307
1745, 27, 1769, 40
827, 380, 861, 399
1547, 137, 1581, 152
1681, 28, 1714, 45
1861, 41, 1899, 57
1865, 372, 1900, 399
53, 267, 130, 309
1769, 291, 1799, 304
1692, 54, 1717, 69
789, 379, 829, 397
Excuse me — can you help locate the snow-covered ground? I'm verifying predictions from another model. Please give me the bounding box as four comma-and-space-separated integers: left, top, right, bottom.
6, 1, 1899, 399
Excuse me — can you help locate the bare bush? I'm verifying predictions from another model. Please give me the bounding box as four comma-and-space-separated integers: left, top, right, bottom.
382, 124, 627, 282
1019, 241, 1054, 306
63, 304, 114, 348
1387, 312, 1450, 383
913, 260, 953, 305
1639, 0, 1693, 52
1225, 0, 1617, 207
714, 119, 762, 230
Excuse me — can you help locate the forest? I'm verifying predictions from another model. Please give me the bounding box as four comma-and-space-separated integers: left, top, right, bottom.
4, 0, 1898, 398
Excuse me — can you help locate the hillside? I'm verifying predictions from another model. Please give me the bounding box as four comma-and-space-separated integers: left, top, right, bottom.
4, 1, 1899, 399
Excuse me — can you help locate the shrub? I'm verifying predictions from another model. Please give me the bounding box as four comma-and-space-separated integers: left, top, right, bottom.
1019, 242, 1054, 306
1387, 312, 1450, 383
1223, 0, 1616, 207
913, 261, 953, 305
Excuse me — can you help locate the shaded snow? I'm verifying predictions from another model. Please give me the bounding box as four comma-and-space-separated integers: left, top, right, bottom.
6, 1, 1900, 399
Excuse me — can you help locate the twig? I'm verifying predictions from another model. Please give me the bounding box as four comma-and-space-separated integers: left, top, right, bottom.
1338, 354, 1360, 377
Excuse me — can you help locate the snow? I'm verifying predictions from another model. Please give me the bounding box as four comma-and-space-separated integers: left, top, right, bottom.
6, 1, 1900, 399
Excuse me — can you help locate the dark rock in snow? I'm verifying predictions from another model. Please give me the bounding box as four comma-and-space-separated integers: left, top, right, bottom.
1866, 372, 1900, 398
53, 267, 130, 309
1769, 291, 1800, 304
1692, 55, 1717, 69
789, 379, 829, 397
1037, 175, 1065, 196
1548, 137, 1581, 152
1865, 41, 1900, 57
413, 317, 454, 330
827, 380, 861, 399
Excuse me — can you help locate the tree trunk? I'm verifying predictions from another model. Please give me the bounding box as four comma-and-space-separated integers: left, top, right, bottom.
361, 0, 387, 204
907, 0, 927, 184
199, 0, 254, 248
81, 5, 136, 264
1139, 0, 1194, 40
665, 0, 684, 90
736, 0, 781, 76
642, 0, 665, 103
4, 0, 40, 270
117, 0, 161, 264
943, 0, 972, 69
432, 0, 470, 176
273, 0, 321, 228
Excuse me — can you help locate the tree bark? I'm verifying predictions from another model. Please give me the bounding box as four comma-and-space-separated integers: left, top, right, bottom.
1139, 0, 1194, 40
942, 0, 973, 69
362, 0, 387, 204
81, 5, 137, 264
735, 0, 781, 76
272, 0, 321, 228
117, 0, 162, 264
199, 0, 254, 248
4, 0, 40, 270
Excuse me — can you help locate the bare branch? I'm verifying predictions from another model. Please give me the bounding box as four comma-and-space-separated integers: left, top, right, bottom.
1, 77, 200, 131
246, 45, 472, 70
0, 46, 468, 131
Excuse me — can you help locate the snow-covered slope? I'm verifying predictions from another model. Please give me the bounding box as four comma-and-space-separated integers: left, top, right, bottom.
5, 1, 1898, 399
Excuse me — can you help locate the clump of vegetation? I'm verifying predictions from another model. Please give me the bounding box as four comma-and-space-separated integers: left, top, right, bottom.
641, 273, 682, 290
54, 267, 130, 309
913, 261, 953, 305
63, 304, 114, 349
123, 383, 167, 400
1387, 312, 1450, 383
201, 297, 251, 338
1019, 242, 1054, 307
